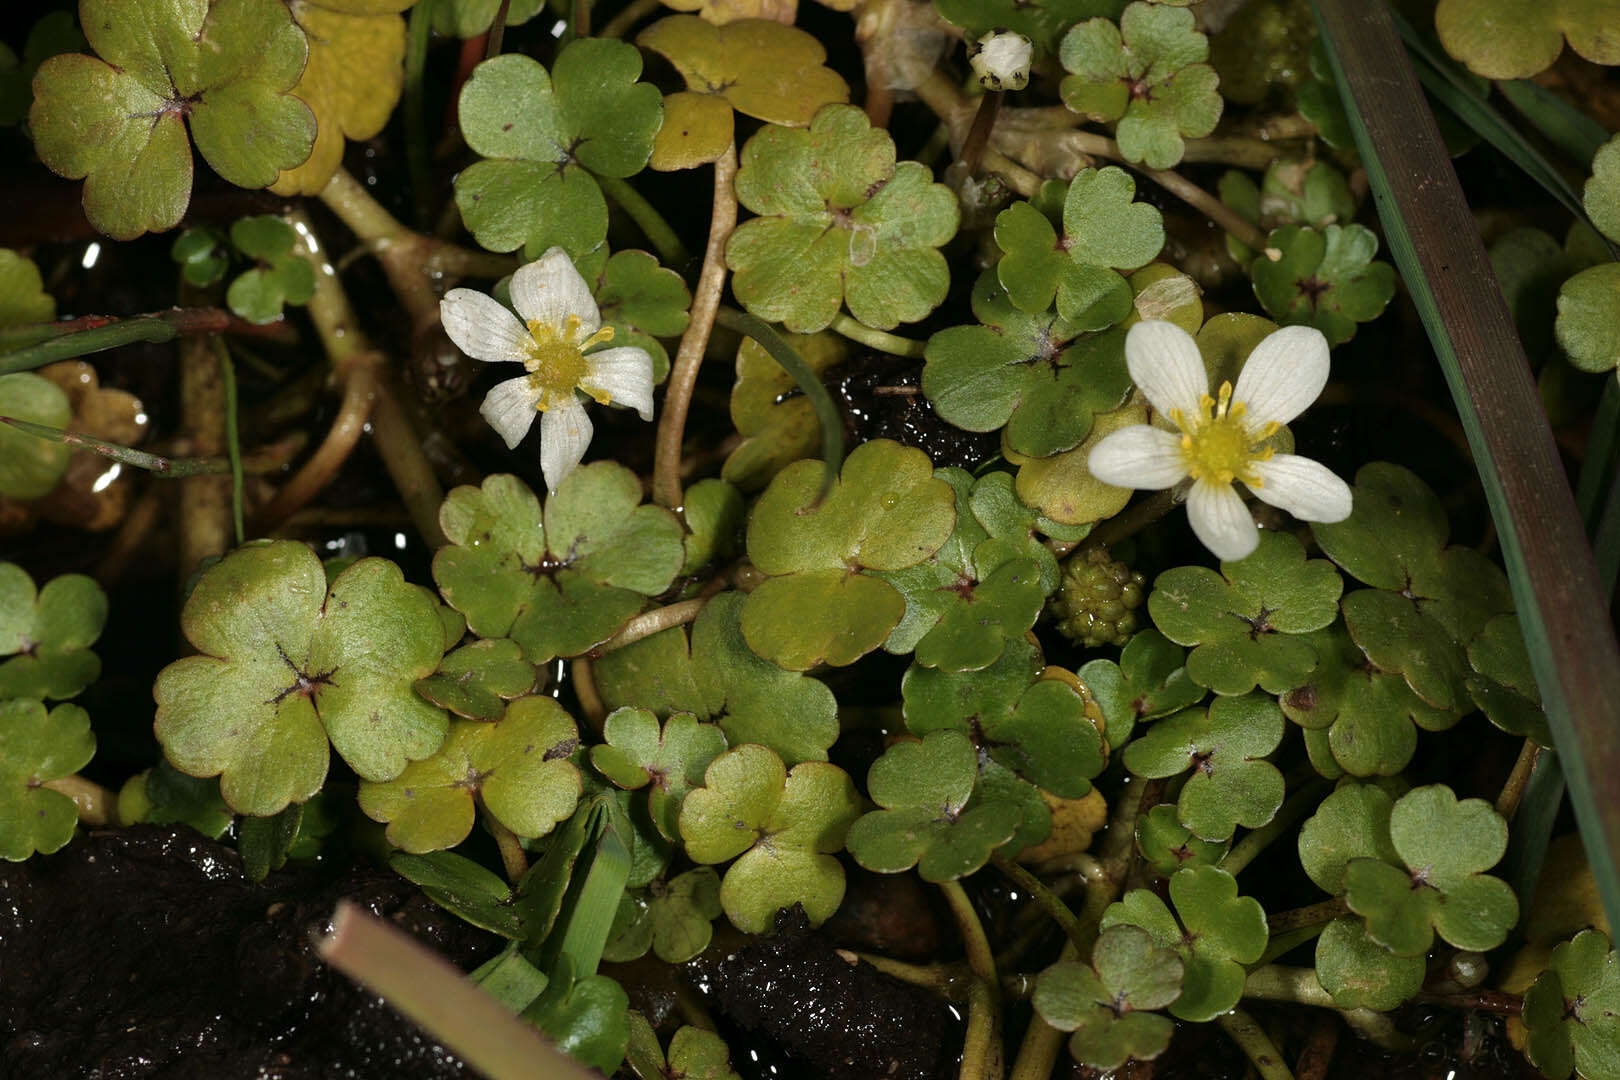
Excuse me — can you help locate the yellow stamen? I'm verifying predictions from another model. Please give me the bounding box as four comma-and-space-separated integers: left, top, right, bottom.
520, 316, 614, 411
1174, 379, 1275, 488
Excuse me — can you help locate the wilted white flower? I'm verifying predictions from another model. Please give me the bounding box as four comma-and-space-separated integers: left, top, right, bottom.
440, 247, 654, 492
970, 30, 1033, 92
1087, 320, 1352, 562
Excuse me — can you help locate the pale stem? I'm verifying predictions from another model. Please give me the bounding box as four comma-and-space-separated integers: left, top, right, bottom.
44, 775, 115, 826
289, 211, 447, 547
1496, 738, 1542, 820
571, 657, 607, 729
1264, 896, 1351, 937
318, 901, 597, 1080
1242, 965, 1419, 1051
598, 0, 660, 38
597, 175, 692, 268
1221, 778, 1331, 876
829, 313, 929, 358
839, 950, 972, 1000
991, 852, 1089, 955
911, 70, 1042, 197
178, 332, 233, 572
940, 880, 1003, 1080
959, 91, 1003, 177
653, 143, 738, 510
592, 599, 708, 656
486, 815, 529, 884
1008, 773, 1147, 1080
1217, 1008, 1296, 1080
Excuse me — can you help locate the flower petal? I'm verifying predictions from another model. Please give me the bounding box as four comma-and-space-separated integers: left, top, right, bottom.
1126, 320, 1208, 421
481, 376, 540, 449
1087, 425, 1189, 490
582, 346, 656, 420
1186, 478, 1258, 563
510, 246, 600, 339
441, 289, 531, 364
539, 397, 594, 492
1231, 324, 1330, 429
1248, 453, 1353, 523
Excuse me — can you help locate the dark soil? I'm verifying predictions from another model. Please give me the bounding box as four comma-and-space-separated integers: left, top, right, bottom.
0, 825, 497, 1079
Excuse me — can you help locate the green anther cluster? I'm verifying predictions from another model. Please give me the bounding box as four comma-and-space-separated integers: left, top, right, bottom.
1050, 548, 1147, 647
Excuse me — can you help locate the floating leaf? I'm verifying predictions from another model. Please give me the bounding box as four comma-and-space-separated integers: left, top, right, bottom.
117, 760, 234, 840
1314, 464, 1515, 711
1523, 929, 1620, 1080
1080, 629, 1205, 749
413, 638, 536, 722
1122, 694, 1286, 842
1101, 865, 1267, 1021
0, 249, 55, 325
725, 104, 959, 332
1297, 780, 1401, 896
154, 541, 449, 815
29, 0, 316, 240
427, 0, 545, 36
1343, 784, 1518, 956
1434, 0, 1620, 79
1134, 803, 1228, 877
455, 42, 662, 258
1148, 531, 1342, 696
590, 708, 727, 841
1059, 2, 1222, 169
169, 228, 229, 288
1220, 158, 1356, 264
1555, 262, 1620, 374
603, 866, 723, 964
358, 696, 582, 852
523, 956, 631, 1075
1280, 625, 1458, 777
588, 249, 691, 385
933, 0, 1125, 55
0, 699, 94, 861
1465, 613, 1551, 743
0, 563, 106, 701
639, 16, 849, 170
992, 171, 1164, 326
224, 215, 317, 324
741, 439, 956, 670
901, 636, 1106, 799
1250, 224, 1397, 346
677, 743, 862, 933
0, 373, 72, 499
845, 730, 1022, 882
875, 468, 1054, 673
923, 269, 1133, 459
1012, 400, 1146, 527
721, 329, 846, 491
1034, 924, 1182, 1070
433, 468, 684, 665
271, 0, 409, 194
1313, 916, 1425, 1012
592, 592, 839, 765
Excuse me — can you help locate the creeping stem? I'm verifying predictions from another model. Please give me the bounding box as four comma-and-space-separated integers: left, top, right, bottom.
940, 880, 1004, 1080
653, 144, 738, 510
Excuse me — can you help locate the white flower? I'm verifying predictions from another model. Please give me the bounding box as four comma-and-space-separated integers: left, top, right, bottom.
439, 247, 655, 492
970, 31, 1033, 92
1087, 320, 1352, 563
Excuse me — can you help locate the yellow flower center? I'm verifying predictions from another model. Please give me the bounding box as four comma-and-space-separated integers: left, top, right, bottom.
1170, 381, 1279, 488
523, 315, 614, 410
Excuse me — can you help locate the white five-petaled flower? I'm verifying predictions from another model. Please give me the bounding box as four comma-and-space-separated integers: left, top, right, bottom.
1087, 319, 1353, 563
439, 247, 655, 492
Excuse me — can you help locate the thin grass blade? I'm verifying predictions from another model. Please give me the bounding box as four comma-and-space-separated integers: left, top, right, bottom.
1496, 79, 1612, 167
1309, 0, 1620, 935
